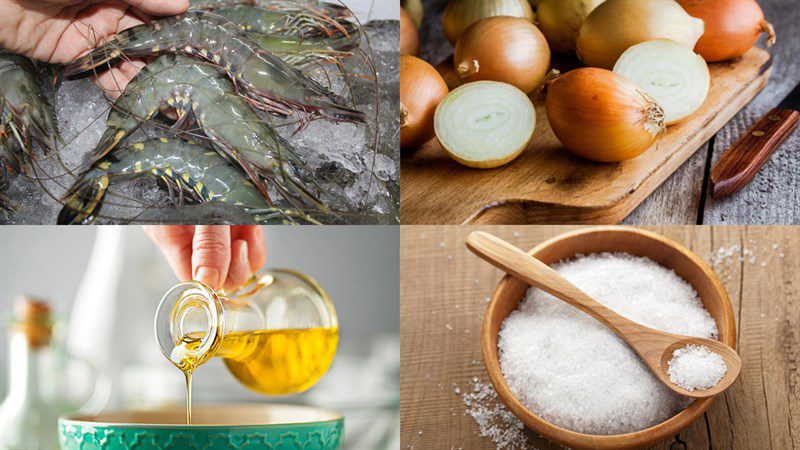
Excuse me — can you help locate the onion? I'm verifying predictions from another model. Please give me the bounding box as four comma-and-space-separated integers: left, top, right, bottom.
400, 7, 419, 56
545, 68, 665, 162
677, 0, 776, 62
454, 17, 550, 94
401, 56, 449, 149
577, 0, 705, 69
443, 0, 535, 45
435, 54, 462, 91
401, 0, 424, 28
435, 81, 536, 169
537, 0, 606, 55
614, 39, 709, 125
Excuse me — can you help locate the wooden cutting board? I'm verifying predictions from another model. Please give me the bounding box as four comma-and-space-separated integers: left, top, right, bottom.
401, 48, 772, 225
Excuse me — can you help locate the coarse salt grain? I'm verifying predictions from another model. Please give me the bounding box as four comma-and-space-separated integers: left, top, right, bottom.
463, 380, 531, 449
498, 253, 718, 435
667, 344, 727, 391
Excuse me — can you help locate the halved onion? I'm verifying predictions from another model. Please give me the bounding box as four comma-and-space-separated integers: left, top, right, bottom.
613, 39, 710, 125
577, 0, 704, 69
435, 81, 536, 169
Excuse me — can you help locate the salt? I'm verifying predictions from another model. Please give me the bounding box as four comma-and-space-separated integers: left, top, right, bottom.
498, 253, 718, 435
462, 380, 531, 449
667, 344, 727, 391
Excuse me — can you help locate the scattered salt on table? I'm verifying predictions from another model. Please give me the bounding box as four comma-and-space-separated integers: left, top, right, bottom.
667, 344, 727, 391
498, 253, 719, 435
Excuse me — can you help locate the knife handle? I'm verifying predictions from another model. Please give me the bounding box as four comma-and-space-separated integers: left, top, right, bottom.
710, 108, 799, 199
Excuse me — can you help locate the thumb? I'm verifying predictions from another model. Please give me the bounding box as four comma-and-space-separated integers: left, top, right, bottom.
191, 226, 231, 290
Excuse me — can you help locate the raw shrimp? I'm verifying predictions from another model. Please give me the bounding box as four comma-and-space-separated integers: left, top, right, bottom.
62, 11, 366, 123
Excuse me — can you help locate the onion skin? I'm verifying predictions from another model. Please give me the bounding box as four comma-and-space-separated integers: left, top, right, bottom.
677, 0, 776, 62
545, 68, 665, 162
537, 0, 606, 55
454, 16, 551, 94
401, 0, 424, 29
436, 54, 462, 91
577, 0, 705, 69
401, 56, 449, 149
443, 0, 535, 45
400, 7, 419, 56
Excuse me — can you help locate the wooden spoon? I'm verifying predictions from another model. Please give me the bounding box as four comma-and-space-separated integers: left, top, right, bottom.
466, 231, 741, 398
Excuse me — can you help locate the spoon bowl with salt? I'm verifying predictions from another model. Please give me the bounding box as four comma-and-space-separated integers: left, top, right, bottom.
466, 231, 742, 399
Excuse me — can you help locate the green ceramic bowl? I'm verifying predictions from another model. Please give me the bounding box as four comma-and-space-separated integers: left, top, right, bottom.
59, 403, 343, 450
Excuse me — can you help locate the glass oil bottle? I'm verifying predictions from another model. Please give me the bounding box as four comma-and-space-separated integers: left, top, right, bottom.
154, 270, 338, 423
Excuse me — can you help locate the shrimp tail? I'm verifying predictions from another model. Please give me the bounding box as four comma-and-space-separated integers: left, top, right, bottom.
57, 173, 110, 224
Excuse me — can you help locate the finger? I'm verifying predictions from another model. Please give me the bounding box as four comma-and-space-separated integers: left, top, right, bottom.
236, 226, 267, 272
122, 0, 190, 16
224, 240, 251, 291
191, 226, 231, 290
142, 225, 195, 281
94, 59, 145, 99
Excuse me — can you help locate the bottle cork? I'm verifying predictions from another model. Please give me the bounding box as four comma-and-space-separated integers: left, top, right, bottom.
12, 296, 52, 349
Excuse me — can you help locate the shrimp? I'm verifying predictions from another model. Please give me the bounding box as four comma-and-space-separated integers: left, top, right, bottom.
190, 0, 352, 22
205, 4, 352, 37
86, 55, 323, 211
249, 29, 360, 68
58, 137, 318, 225
62, 11, 366, 123
0, 52, 61, 175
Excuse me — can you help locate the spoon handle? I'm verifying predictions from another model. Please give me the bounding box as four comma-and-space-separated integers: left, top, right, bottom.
466, 231, 638, 334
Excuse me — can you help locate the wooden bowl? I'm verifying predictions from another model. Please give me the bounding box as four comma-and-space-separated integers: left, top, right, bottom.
481, 226, 736, 450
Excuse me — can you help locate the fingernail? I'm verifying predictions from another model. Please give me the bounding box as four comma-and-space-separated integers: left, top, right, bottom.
239, 241, 249, 265
195, 267, 220, 290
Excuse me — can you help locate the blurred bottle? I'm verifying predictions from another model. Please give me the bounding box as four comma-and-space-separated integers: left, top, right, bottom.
0, 298, 67, 450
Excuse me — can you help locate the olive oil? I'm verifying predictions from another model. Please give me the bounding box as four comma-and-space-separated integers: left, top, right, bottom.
170, 327, 338, 424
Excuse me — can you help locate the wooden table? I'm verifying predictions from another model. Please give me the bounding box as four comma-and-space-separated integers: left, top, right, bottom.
413, 0, 800, 224
400, 226, 799, 449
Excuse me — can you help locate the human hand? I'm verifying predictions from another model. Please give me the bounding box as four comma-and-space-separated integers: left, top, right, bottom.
143, 225, 267, 291
0, 0, 189, 98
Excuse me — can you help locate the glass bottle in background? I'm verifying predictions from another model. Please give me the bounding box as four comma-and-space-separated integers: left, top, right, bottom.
0, 299, 68, 450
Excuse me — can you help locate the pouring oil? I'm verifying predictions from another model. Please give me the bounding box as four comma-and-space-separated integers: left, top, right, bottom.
169, 327, 338, 424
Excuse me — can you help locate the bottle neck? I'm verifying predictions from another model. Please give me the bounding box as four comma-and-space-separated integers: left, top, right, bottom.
6, 331, 45, 402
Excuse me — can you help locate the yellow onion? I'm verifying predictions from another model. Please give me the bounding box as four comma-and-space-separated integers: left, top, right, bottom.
400, 7, 419, 56
454, 16, 550, 94
401, 0, 424, 28
435, 54, 462, 91
545, 68, 665, 162
577, 0, 704, 69
677, 0, 776, 62
443, 0, 535, 45
537, 0, 606, 55
401, 56, 449, 149
435, 81, 536, 169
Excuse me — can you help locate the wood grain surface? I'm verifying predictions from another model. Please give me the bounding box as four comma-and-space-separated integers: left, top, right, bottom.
400, 225, 799, 449
411, 0, 800, 225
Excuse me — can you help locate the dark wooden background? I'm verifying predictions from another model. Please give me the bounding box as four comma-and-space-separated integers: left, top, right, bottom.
414, 0, 799, 225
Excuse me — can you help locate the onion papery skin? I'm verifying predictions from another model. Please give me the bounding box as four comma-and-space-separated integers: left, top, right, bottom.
443, 0, 535, 45
537, 0, 606, 55
613, 39, 710, 125
677, 0, 776, 62
401, 0, 424, 28
401, 56, 450, 149
545, 68, 665, 162
577, 0, 705, 69
454, 16, 551, 94
400, 7, 419, 56
435, 81, 536, 169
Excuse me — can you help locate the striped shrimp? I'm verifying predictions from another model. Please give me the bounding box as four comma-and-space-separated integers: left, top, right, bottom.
0, 52, 61, 175
191, 3, 352, 37
58, 138, 318, 225
190, 0, 352, 23
85, 55, 324, 211
62, 11, 366, 124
